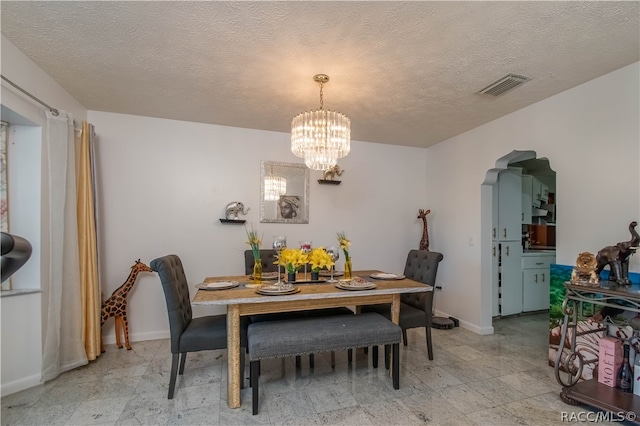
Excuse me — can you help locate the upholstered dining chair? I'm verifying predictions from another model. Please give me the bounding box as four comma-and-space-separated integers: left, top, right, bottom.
151, 254, 248, 399
244, 249, 279, 275
363, 250, 444, 361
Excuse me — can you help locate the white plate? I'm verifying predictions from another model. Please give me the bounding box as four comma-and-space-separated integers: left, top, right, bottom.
370, 273, 405, 280
335, 282, 377, 291
256, 286, 300, 296
195, 281, 239, 290
250, 271, 282, 280
319, 271, 344, 277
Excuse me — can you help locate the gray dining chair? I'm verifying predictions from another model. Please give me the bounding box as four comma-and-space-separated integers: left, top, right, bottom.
363, 250, 444, 362
151, 254, 248, 399
244, 249, 280, 275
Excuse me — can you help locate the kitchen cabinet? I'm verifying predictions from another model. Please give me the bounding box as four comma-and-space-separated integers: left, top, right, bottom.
500, 241, 523, 316
523, 174, 544, 208
496, 170, 522, 241
522, 252, 555, 312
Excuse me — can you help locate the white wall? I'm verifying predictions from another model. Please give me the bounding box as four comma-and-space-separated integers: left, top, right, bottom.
87, 111, 429, 342
426, 62, 640, 333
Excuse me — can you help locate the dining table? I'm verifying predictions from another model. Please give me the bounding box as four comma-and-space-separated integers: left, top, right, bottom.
191, 269, 433, 408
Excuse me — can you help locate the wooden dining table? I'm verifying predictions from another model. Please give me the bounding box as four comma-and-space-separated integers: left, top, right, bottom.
191, 270, 432, 408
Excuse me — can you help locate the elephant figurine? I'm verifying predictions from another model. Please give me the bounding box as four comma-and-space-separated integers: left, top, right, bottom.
323, 165, 344, 181
595, 221, 639, 285
225, 201, 250, 220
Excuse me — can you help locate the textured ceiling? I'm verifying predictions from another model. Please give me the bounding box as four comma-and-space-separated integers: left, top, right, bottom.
1, 1, 638, 148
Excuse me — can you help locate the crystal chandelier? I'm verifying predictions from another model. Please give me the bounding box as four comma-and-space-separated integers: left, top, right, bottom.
291, 74, 350, 170
264, 165, 286, 201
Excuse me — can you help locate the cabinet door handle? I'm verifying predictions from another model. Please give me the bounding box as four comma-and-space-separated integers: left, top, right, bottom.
534, 273, 538, 283
542, 273, 545, 282
493, 228, 496, 239
493, 247, 496, 257
503, 228, 507, 239
505, 246, 510, 256
535, 262, 544, 265
521, 212, 524, 221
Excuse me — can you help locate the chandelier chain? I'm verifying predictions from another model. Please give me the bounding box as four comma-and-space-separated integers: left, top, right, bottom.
319, 82, 324, 110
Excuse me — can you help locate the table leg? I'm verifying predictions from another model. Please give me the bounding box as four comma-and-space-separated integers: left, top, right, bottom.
390, 294, 401, 378
227, 304, 241, 408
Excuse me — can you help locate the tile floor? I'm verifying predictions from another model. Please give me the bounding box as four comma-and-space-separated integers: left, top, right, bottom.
1, 313, 629, 425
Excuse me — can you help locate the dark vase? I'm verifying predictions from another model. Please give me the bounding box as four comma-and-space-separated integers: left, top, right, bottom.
311, 271, 320, 281
287, 272, 296, 283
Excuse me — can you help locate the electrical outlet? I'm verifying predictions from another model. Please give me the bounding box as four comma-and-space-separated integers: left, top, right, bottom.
468, 235, 476, 246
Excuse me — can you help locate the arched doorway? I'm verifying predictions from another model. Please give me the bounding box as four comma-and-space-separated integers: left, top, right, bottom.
481, 150, 556, 330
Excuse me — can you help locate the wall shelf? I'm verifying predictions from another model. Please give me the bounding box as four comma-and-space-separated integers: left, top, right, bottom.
317, 179, 341, 185
219, 219, 246, 224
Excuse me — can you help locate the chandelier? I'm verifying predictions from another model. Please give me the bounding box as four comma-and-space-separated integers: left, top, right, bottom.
291, 74, 350, 170
264, 165, 286, 201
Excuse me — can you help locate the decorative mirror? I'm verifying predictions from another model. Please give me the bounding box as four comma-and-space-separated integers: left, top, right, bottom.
260, 160, 309, 224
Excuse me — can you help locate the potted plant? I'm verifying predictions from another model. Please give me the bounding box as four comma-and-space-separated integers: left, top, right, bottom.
308, 247, 335, 281
277, 248, 308, 282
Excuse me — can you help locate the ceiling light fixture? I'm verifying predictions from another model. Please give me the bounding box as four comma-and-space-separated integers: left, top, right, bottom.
291, 74, 350, 171
264, 165, 286, 201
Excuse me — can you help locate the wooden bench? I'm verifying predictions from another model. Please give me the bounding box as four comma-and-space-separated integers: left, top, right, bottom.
248, 312, 402, 414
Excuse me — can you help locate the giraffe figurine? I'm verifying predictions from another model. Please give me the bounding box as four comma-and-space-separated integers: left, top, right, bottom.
418, 209, 431, 251
100, 259, 152, 352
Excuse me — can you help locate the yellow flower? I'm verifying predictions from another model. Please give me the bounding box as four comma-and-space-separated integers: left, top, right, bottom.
245, 225, 262, 260
308, 247, 335, 272
337, 232, 351, 259
276, 248, 308, 273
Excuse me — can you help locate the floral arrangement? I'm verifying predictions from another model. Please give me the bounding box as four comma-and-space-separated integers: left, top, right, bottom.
245, 225, 262, 261
276, 248, 308, 274
308, 247, 335, 272
337, 232, 351, 260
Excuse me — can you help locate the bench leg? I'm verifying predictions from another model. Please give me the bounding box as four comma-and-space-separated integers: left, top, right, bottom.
296, 355, 301, 368
392, 343, 399, 390
251, 361, 260, 415
384, 345, 391, 370
331, 351, 336, 368
372, 346, 379, 368
402, 329, 408, 346
309, 353, 314, 369
348, 348, 353, 363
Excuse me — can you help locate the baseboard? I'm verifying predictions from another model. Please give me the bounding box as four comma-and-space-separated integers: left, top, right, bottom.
102, 329, 169, 345
433, 309, 494, 335
1, 373, 42, 397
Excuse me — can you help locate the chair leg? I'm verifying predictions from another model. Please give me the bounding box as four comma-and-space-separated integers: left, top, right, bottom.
392, 343, 400, 389
240, 347, 245, 390
426, 325, 434, 361
384, 345, 391, 370
331, 351, 336, 368
363, 347, 368, 355
251, 361, 260, 415
309, 354, 314, 369
372, 346, 379, 368
348, 348, 353, 363
178, 352, 187, 375
296, 355, 301, 368
168, 353, 179, 399
402, 329, 408, 346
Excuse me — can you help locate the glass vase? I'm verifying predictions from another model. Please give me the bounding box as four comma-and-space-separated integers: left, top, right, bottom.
311, 271, 320, 281
344, 257, 352, 279
287, 272, 297, 283
253, 259, 262, 284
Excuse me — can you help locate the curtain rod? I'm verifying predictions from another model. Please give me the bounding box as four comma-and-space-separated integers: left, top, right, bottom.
1, 74, 59, 116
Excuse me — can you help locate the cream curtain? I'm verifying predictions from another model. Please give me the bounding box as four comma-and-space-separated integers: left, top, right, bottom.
77, 121, 101, 360
41, 111, 88, 381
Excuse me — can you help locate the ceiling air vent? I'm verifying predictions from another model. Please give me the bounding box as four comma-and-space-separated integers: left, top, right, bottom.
478, 74, 530, 97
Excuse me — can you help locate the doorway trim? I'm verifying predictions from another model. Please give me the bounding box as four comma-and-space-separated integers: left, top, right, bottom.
480, 150, 538, 333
